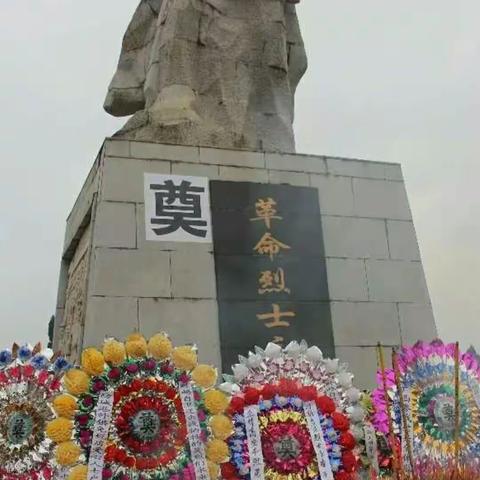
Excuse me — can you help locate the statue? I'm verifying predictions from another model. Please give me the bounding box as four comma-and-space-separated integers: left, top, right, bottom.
104, 0, 307, 153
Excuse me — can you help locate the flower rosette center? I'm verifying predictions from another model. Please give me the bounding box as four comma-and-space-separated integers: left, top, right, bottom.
106, 374, 189, 470
263, 420, 314, 473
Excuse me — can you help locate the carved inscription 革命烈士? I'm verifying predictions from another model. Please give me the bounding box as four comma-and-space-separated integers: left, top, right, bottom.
210, 181, 334, 370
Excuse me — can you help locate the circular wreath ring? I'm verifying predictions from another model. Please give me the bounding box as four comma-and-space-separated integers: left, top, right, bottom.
372, 340, 480, 470
223, 341, 366, 444
0, 342, 70, 480
48, 333, 232, 480
223, 378, 358, 480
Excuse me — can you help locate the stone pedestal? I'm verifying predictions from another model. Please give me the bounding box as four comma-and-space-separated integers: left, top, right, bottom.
54, 139, 437, 388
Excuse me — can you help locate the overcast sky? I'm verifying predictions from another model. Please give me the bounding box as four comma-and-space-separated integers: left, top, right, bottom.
0, 1, 478, 350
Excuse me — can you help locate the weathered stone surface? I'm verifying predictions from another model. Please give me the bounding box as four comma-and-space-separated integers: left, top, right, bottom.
171, 250, 217, 298
326, 157, 403, 181
92, 248, 171, 297
104, 139, 130, 158
58, 224, 92, 362
218, 166, 269, 183
93, 202, 137, 249
386, 220, 421, 261
130, 141, 199, 162
101, 156, 171, 203
399, 303, 437, 344
268, 170, 310, 186
200, 147, 264, 169
322, 216, 389, 259
332, 302, 401, 346
63, 161, 99, 256
83, 297, 139, 347
104, 0, 307, 153
336, 346, 391, 390
171, 162, 220, 179
310, 175, 355, 216
353, 178, 412, 220
266, 153, 327, 174
365, 260, 430, 303
326, 258, 369, 301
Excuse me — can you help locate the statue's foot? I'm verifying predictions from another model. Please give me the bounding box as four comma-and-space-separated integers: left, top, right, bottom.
104, 87, 145, 117
149, 85, 201, 126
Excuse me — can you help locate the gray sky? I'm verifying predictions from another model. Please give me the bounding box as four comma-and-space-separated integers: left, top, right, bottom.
0, 1, 478, 349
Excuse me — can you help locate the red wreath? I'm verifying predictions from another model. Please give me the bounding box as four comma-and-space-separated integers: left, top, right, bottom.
226, 379, 359, 480
105, 378, 188, 471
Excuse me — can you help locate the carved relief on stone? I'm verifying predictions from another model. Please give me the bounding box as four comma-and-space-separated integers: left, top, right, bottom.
58, 224, 91, 362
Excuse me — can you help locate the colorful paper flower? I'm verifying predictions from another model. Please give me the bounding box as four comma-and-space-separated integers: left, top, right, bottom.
0, 342, 70, 479
372, 340, 480, 470
222, 341, 365, 434
50, 332, 230, 480
221, 342, 362, 480
225, 381, 358, 480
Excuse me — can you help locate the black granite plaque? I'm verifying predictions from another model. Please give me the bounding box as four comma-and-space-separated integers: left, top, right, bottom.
210, 181, 334, 370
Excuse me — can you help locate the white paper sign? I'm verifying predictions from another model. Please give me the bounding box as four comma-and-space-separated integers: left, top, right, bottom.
400, 389, 414, 471
179, 383, 210, 480
363, 424, 379, 474
88, 390, 114, 480
144, 174, 212, 243
303, 401, 334, 480
244, 405, 265, 480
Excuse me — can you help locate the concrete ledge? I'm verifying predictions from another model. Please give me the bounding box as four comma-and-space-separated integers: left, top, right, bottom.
311, 175, 355, 216
353, 178, 412, 220
104, 138, 402, 179
200, 147, 264, 169
131, 141, 200, 163
219, 166, 269, 183
327, 157, 403, 181
172, 162, 220, 179
104, 139, 130, 158
268, 170, 310, 186
266, 152, 327, 174
102, 157, 171, 203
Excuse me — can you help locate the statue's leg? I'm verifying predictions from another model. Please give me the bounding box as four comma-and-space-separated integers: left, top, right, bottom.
146, 0, 204, 127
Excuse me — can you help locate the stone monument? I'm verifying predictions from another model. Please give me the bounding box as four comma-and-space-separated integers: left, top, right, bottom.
54, 0, 437, 389
104, 0, 306, 152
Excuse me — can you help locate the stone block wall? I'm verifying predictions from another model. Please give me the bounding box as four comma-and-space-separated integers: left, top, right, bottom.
54, 139, 437, 389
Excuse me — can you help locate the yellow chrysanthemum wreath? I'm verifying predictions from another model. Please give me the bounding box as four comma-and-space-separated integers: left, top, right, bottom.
47, 332, 232, 480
